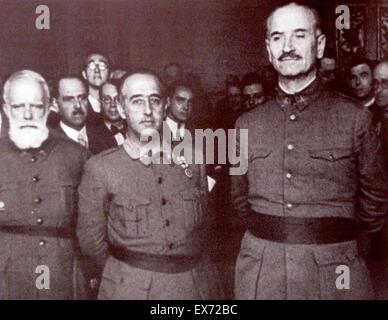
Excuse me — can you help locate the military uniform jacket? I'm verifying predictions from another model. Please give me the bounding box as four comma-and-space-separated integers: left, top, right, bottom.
232, 79, 388, 299
77, 139, 220, 299
0, 134, 88, 299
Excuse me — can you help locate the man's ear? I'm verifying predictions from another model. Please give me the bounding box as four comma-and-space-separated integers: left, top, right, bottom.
265, 39, 273, 64
51, 98, 59, 112
165, 97, 170, 112
117, 99, 126, 119
2, 103, 10, 118
82, 70, 87, 80
316, 34, 326, 60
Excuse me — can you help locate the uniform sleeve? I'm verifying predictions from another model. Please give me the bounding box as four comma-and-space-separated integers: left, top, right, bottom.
77, 158, 109, 267
230, 117, 250, 219
355, 108, 388, 232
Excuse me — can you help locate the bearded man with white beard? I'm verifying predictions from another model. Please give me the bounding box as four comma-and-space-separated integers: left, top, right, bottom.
0, 70, 89, 299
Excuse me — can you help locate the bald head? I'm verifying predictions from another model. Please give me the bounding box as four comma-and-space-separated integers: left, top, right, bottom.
374, 60, 388, 107
266, 2, 322, 38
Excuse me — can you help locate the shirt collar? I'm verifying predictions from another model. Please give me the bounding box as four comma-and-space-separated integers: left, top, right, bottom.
276, 77, 323, 111
60, 122, 87, 142
364, 96, 376, 108
88, 95, 101, 113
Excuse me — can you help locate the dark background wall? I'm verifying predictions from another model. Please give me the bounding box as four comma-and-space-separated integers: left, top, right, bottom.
0, 0, 378, 92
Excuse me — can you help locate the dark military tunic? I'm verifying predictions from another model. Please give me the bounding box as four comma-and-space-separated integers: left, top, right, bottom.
77, 139, 220, 299
232, 80, 388, 299
0, 134, 88, 299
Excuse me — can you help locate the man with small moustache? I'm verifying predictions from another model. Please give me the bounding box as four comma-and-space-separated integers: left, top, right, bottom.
50, 75, 104, 155
232, 1, 388, 300
77, 71, 221, 300
0, 70, 88, 299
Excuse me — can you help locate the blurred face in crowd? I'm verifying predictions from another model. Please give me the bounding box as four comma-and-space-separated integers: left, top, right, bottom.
82, 53, 110, 88
101, 83, 121, 123
319, 57, 336, 84
243, 83, 265, 111
3, 76, 49, 149
227, 86, 242, 109
57, 78, 88, 130
374, 62, 388, 108
266, 3, 325, 79
119, 73, 166, 139
164, 64, 183, 86
348, 63, 373, 100
167, 86, 194, 123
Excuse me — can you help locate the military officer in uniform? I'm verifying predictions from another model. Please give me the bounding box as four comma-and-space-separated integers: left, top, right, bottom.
77, 71, 220, 299
232, 2, 388, 300
0, 70, 88, 299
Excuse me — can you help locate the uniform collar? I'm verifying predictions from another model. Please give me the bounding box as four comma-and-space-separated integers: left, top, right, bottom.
123, 136, 172, 166
276, 77, 323, 111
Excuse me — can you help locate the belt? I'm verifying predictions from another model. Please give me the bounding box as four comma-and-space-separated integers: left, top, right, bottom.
108, 243, 202, 274
247, 211, 358, 244
0, 225, 74, 239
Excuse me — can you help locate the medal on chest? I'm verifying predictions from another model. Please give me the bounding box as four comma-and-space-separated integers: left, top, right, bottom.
176, 156, 193, 179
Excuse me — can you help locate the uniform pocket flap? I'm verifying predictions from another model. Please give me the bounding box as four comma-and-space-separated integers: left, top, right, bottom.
309, 148, 353, 161
313, 243, 358, 266
250, 148, 272, 161
114, 196, 150, 210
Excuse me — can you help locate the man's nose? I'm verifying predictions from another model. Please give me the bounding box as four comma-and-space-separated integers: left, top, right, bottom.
23, 105, 33, 120
144, 99, 152, 115
355, 77, 361, 86
283, 35, 295, 53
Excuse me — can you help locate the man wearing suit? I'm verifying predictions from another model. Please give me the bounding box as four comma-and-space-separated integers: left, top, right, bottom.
165, 81, 194, 142
91, 80, 127, 153
82, 53, 110, 114
50, 75, 103, 155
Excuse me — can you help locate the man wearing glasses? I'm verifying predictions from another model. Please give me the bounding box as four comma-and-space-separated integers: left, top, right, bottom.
82, 53, 110, 114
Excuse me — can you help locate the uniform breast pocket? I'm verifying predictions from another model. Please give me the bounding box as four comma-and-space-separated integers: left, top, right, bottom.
180, 188, 204, 232
308, 148, 356, 175
44, 184, 76, 225
112, 196, 151, 238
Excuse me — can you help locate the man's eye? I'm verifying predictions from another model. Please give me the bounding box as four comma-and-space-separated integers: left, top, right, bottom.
175, 97, 185, 104
150, 98, 161, 105
133, 99, 144, 105
11, 105, 23, 109
272, 36, 280, 41
33, 104, 44, 109
295, 33, 306, 38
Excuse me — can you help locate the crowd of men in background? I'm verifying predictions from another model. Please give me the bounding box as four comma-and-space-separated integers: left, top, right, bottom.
0, 0, 387, 300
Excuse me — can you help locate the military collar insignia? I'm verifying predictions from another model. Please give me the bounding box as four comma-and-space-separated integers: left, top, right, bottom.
276, 78, 323, 111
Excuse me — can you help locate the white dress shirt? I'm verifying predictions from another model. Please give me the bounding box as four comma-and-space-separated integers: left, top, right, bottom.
60, 122, 89, 148
166, 117, 185, 140
88, 95, 101, 113
104, 122, 125, 146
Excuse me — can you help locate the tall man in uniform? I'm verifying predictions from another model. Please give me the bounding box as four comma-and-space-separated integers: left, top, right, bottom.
77, 71, 220, 299
0, 70, 88, 299
232, 2, 388, 300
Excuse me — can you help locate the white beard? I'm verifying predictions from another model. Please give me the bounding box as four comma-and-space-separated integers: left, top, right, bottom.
9, 120, 49, 150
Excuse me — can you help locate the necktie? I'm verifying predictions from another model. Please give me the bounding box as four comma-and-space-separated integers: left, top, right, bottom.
176, 123, 183, 141
111, 125, 126, 136
77, 132, 88, 148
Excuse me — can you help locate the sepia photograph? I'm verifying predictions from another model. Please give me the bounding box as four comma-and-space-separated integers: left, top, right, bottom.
0, 0, 387, 307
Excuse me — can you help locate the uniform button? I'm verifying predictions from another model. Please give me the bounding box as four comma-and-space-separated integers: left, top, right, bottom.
32, 176, 40, 183
287, 144, 294, 151
286, 172, 292, 179
161, 198, 167, 205
168, 243, 174, 249
158, 177, 163, 184
329, 154, 335, 161
37, 218, 43, 225
34, 197, 42, 204
290, 114, 297, 121
31, 210, 36, 215
164, 219, 170, 227
30, 156, 37, 163
39, 240, 46, 246
286, 203, 293, 209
